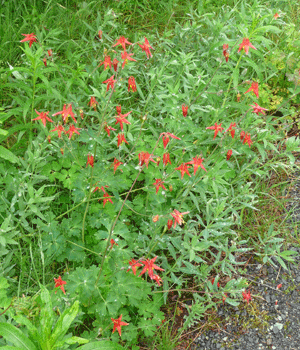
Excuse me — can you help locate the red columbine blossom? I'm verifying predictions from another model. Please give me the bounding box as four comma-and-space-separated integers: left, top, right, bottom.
113, 36, 133, 50
153, 179, 166, 194
50, 125, 65, 138
111, 315, 129, 337
113, 158, 123, 174
250, 102, 268, 115
33, 110, 54, 127
167, 219, 173, 230
175, 163, 192, 179
163, 153, 171, 166
113, 58, 119, 72
86, 154, 94, 168
243, 133, 253, 147
88, 96, 98, 111
206, 123, 224, 139
20, 33, 37, 47
277, 284, 282, 289
138, 152, 156, 168
245, 81, 259, 98
227, 150, 233, 160
116, 105, 122, 115
117, 133, 128, 147
274, 13, 279, 19
102, 191, 113, 207
223, 43, 229, 62
161, 132, 181, 149
128, 76, 137, 92
171, 209, 189, 228
104, 124, 117, 137
139, 256, 164, 280
103, 75, 116, 92
226, 122, 236, 138
182, 104, 188, 117
238, 38, 257, 55
186, 156, 207, 175
65, 125, 81, 139
54, 276, 67, 295
99, 55, 112, 70
162, 135, 169, 149
52, 104, 77, 124
152, 274, 163, 286
110, 239, 118, 249
48, 49, 53, 57
138, 37, 154, 59
127, 259, 142, 275
115, 111, 132, 131
240, 130, 245, 141
121, 51, 137, 69
242, 289, 252, 304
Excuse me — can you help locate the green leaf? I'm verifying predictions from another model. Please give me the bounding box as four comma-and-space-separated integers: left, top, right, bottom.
0, 323, 37, 350
0, 347, 25, 350
39, 287, 54, 343
64, 336, 89, 345
79, 340, 126, 349
0, 146, 19, 164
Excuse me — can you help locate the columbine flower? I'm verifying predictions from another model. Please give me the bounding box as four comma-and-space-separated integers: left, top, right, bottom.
127, 259, 142, 275
111, 315, 129, 337
240, 130, 246, 141
151, 274, 162, 286
33, 110, 54, 127
163, 153, 171, 166
117, 133, 128, 147
171, 209, 189, 228
138, 152, 156, 168
48, 49, 53, 56
243, 133, 253, 147
153, 179, 166, 194
20, 33, 37, 47
52, 104, 77, 124
245, 81, 259, 98
226, 122, 236, 138
50, 125, 65, 138
88, 96, 98, 111
175, 163, 192, 179
186, 156, 207, 175
227, 150, 233, 160
139, 256, 164, 279
242, 289, 252, 304
99, 55, 112, 70
238, 38, 257, 55
64, 125, 81, 139
128, 76, 137, 92
160, 132, 181, 149
206, 123, 224, 139
43, 58, 47, 67
121, 51, 137, 69
138, 37, 154, 59
223, 43, 229, 62
86, 154, 94, 168
103, 75, 116, 91
102, 191, 113, 207
113, 158, 123, 174
116, 105, 122, 115
167, 220, 173, 230
274, 13, 279, 19
113, 58, 119, 72
182, 104, 188, 117
54, 276, 67, 295
113, 36, 133, 50
110, 239, 118, 249
104, 124, 117, 137
115, 111, 132, 131
250, 102, 268, 115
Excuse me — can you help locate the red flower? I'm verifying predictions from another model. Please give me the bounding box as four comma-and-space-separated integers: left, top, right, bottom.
127, 259, 142, 275
86, 154, 94, 168
250, 102, 268, 115
161, 132, 181, 149
98, 30, 103, 39
20, 33, 37, 47
113, 158, 123, 174
277, 284, 282, 289
113, 36, 133, 50
138, 152, 156, 168
274, 13, 279, 19
138, 37, 154, 59
245, 82, 259, 98
52, 104, 77, 124
151, 274, 162, 286
206, 123, 224, 139
238, 38, 257, 55
226, 150, 233, 160
111, 315, 129, 337
162, 135, 169, 149
243, 133, 253, 147
139, 256, 164, 279
167, 219, 173, 230
226, 122, 236, 138
170, 209, 189, 228
43, 58, 47, 67
240, 130, 246, 141
182, 104, 188, 117
163, 153, 171, 166
152, 215, 159, 223
175, 163, 192, 179
47, 135, 51, 143
103, 75, 116, 91
48, 49, 53, 57
99, 55, 112, 70
50, 125, 65, 138
186, 156, 207, 175
113, 58, 119, 72
33, 110, 54, 127
128, 76, 137, 92
102, 191, 113, 207
121, 50, 137, 69
223, 44, 229, 62
88, 96, 98, 111
153, 179, 166, 194
104, 124, 117, 137
115, 111, 132, 131
242, 289, 252, 304
116, 105, 122, 115
117, 133, 128, 147
110, 239, 118, 249
64, 125, 81, 139
237, 93, 241, 102
54, 276, 67, 295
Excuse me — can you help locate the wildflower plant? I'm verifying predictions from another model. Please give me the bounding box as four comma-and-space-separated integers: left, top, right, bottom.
0, 2, 300, 348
